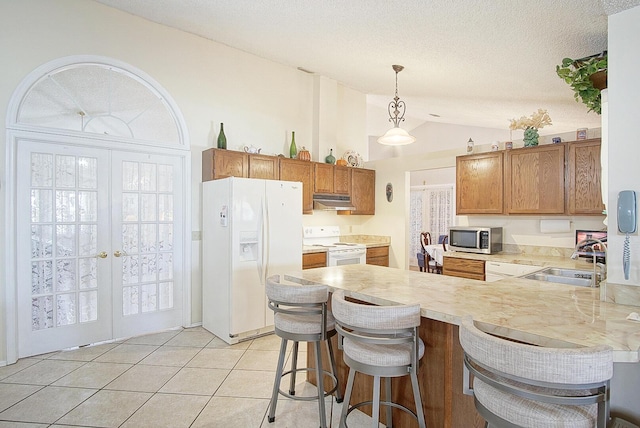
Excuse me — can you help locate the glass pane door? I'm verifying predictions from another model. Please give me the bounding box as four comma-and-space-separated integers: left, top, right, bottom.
111, 151, 183, 339
17, 141, 111, 357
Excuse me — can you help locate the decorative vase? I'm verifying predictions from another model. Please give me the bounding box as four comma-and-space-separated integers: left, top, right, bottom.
325, 149, 336, 164
217, 122, 227, 149
523, 127, 539, 147
289, 131, 297, 158
297, 147, 311, 161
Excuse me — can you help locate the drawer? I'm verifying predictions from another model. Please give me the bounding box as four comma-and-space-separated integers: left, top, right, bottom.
303, 252, 327, 269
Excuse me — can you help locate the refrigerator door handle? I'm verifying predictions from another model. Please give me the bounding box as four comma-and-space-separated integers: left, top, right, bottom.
257, 196, 265, 285
258, 195, 268, 286
263, 193, 270, 281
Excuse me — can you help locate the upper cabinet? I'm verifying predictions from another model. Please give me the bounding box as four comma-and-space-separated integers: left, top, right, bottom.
203, 149, 375, 215
505, 144, 565, 214
349, 168, 376, 215
456, 152, 504, 214
202, 148, 247, 181
334, 165, 351, 195
248, 154, 279, 180
314, 163, 352, 195
456, 139, 603, 216
314, 163, 335, 194
279, 158, 314, 214
567, 139, 605, 215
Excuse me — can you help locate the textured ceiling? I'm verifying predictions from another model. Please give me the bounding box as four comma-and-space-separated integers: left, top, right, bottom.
93, 0, 640, 136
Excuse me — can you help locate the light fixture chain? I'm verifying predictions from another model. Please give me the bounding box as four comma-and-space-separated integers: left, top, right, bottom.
388, 66, 406, 127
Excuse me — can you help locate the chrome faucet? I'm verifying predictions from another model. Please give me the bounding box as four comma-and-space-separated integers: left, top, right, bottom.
571, 238, 607, 287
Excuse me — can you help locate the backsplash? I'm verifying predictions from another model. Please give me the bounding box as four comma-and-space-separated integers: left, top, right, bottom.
603, 283, 640, 307
340, 234, 391, 245
502, 243, 574, 258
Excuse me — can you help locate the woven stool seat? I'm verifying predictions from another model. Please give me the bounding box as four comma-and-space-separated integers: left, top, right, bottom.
343, 336, 425, 368
274, 312, 336, 336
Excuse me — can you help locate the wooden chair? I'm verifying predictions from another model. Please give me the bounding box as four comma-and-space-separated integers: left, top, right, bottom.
417, 232, 431, 272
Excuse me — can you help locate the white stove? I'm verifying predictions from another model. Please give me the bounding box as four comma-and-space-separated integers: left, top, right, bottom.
303, 226, 367, 266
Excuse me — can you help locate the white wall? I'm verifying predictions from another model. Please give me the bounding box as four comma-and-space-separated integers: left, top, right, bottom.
607, 7, 640, 287
0, 0, 368, 363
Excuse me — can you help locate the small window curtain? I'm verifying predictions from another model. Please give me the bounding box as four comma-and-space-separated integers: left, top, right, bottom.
409, 185, 454, 266
409, 190, 424, 266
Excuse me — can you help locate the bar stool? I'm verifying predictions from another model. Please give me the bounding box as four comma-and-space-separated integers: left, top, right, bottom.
266, 275, 342, 428
331, 290, 426, 428
459, 316, 613, 428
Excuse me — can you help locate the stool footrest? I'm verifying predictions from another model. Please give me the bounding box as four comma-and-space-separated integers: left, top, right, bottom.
346, 400, 420, 426
278, 367, 339, 401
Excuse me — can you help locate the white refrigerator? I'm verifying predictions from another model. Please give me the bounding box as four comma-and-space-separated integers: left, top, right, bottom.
202, 177, 303, 344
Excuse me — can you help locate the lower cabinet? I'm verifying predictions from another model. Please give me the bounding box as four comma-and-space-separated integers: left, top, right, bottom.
302, 252, 327, 269
366, 246, 389, 267
442, 256, 485, 280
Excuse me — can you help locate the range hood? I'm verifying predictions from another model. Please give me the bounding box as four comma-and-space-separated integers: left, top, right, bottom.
313, 194, 355, 211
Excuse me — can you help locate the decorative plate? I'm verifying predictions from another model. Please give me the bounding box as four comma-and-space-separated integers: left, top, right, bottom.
343, 150, 363, 168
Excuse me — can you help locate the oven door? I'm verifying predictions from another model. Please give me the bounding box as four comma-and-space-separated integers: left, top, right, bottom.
328, 249, 366, 266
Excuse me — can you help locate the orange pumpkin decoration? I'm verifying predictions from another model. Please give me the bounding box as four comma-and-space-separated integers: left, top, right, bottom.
297, 146, 311, 161
336, 159, 348, 166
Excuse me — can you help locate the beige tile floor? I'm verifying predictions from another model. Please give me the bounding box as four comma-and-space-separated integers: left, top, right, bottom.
0, 327, 383, 427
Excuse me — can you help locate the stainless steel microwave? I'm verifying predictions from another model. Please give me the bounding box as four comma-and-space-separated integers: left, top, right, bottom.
448, 227, 502, 254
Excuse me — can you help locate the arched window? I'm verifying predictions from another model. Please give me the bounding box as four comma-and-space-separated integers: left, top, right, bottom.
12, 58, 187, 147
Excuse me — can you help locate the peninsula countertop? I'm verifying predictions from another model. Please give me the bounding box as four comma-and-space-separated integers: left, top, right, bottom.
284, 264, 640, 363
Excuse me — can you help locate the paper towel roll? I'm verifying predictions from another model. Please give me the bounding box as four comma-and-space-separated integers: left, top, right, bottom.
540, 219, 571, 233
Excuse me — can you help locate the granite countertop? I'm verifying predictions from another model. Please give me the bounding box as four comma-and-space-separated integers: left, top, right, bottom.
284, 264, 640, 362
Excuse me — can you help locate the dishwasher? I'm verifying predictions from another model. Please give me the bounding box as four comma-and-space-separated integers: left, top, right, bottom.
485, 261, 542, 282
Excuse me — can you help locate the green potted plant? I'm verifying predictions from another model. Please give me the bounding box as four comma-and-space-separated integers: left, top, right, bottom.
556, 52, 607, 114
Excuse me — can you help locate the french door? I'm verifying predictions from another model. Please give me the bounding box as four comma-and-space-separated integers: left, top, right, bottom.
16, 140, 184, 357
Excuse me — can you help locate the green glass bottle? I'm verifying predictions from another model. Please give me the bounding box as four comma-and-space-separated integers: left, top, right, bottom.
217, 122, 227, 149
325, 148, 336, 164
289, 131, 297, 158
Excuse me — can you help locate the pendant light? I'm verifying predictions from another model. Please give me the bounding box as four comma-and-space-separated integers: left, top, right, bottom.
377, 65, 416, 146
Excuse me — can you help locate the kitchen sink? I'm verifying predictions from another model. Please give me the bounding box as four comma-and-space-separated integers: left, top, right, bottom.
522, 267, 601, 287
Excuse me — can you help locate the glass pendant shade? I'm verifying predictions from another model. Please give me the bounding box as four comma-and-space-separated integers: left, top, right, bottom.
377, 126, 416, 145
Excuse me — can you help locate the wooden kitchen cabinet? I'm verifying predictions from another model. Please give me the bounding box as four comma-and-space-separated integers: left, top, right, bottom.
442, 256, 485, 280
248, 154, 279, 180
314, 163, 352, 195
567, 139, 604, 215
279, 158, 314, 214
366, 246, 389, 267
314, 163, 334, 193
505, 144, 565, 214
202, 148, 248, 181
456, 152, 504, 214
302, 252, 327, 269
345, 168, 375, 215
334, 165, 351, 195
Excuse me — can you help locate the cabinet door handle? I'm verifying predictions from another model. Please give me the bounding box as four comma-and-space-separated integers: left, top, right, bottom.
113, 250, 125, 257
96, 251, 108, 259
